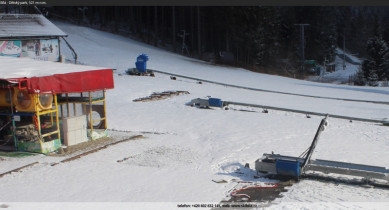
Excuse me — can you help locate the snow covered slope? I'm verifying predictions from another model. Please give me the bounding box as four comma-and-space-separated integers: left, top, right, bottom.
57, 22, 389, 102
1, 21, 389, 209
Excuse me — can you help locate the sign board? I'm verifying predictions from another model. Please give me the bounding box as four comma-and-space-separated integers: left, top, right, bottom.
0, 41, 22, 57
1, 39, 60, 61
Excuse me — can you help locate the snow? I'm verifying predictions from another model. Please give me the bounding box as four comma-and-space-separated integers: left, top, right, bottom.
0, 56, 107, 79
0, 14, 67, 38
317, 55, 360, 83
1, 21, 389, 209
57, 22, 389, 102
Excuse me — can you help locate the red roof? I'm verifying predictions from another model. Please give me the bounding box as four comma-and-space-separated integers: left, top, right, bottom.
26, 69, 114, 94
0, 57, 114, 94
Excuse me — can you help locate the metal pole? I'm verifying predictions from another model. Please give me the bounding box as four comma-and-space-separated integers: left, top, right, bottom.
60, 104, 64, 121
301, 115, 328, 173
302, 26, 305, 62
197, 6, 201, 57
61, 37, 78, 64
9, 88, 17, 151
343, 29, 346, 70
182, 30, 185, 54
295, 24, 310, 72
172, 6, 176, 53
53, 94, 60, 141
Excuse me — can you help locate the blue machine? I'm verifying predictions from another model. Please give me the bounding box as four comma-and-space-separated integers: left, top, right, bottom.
208, 98, 223, 107
135, 54, 149, 73
276, 159, 301, 178
256, 116, 329, 180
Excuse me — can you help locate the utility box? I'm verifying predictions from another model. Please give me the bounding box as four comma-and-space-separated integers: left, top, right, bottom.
63, 115, 88, 146
135, 54, 149, 73
276, 159, 300, 178
208, 98, 223, 107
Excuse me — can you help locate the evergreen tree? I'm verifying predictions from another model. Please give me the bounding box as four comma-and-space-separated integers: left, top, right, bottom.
253, 7, 281, 67
353, 68, 366, 86
364, 36, 389, 81
367, 68, 379, 86
362, 57, 381, 87
316, 7, 337, 63
46, 6, 389, 78
362, 58, 378, 86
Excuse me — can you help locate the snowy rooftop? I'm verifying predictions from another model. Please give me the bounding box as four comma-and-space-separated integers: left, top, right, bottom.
0, 56, 107, 79
0, 14, 67, 38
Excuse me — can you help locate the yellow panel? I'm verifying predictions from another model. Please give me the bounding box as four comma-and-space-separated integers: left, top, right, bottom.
0, 89, 12, 107
13, 88, 53, 112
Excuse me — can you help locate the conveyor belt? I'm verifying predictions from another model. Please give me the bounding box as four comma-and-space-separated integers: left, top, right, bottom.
259, 153, 389, 181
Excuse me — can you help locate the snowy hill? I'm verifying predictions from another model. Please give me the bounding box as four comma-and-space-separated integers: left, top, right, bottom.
1, 21, 389, 209
57, 22, 389, 102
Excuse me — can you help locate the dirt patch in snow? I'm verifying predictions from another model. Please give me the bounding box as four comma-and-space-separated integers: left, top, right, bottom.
48, 133, 143, 157
133, 90, 189, 102
0, 203, 9, 208
227, 181, 294, 203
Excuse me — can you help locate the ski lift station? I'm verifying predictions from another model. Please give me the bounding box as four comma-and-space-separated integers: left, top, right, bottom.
0, 56, 114, 154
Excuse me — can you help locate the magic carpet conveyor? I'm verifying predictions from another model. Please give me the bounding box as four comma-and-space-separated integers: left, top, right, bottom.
255, 116, 389, 185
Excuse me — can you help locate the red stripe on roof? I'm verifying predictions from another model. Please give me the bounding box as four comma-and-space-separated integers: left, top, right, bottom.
27, 69, 114, 94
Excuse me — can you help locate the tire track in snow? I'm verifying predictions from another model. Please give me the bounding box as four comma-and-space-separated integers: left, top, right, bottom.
0, 162, 39, 178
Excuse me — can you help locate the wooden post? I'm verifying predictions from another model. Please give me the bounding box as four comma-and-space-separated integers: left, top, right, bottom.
89, 92, 93, 134
103, 90, 107, 129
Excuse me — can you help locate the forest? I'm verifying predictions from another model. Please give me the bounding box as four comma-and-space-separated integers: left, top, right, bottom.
4, 6, 389, 84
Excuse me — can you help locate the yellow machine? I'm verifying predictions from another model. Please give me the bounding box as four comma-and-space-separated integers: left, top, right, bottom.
0, 88, 53, 112
12, 88, 53, 112
0, 89, 12, 107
